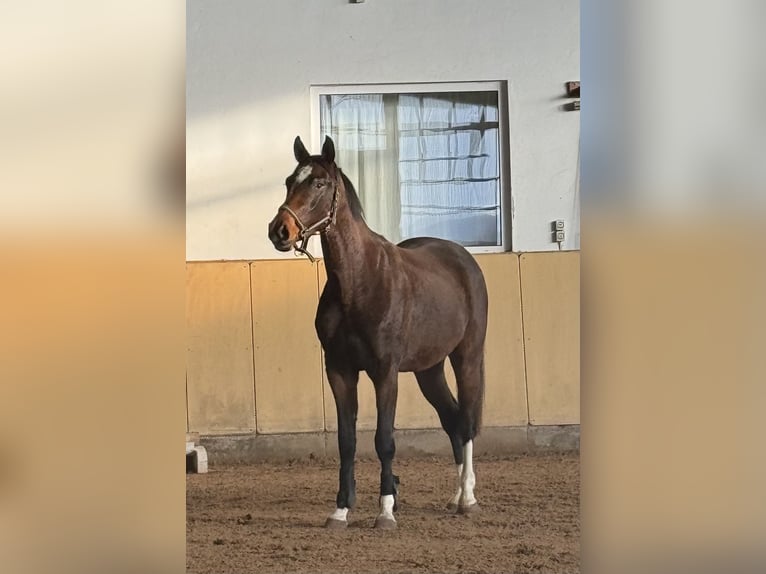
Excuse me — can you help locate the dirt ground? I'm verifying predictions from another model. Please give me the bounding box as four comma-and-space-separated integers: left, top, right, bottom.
187, 454, 579, 574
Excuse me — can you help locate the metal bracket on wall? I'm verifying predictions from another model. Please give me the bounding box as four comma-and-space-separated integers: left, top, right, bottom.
564, 81, 580, 111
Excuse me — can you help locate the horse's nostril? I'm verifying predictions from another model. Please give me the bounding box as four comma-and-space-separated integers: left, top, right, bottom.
278, 224, 289, 241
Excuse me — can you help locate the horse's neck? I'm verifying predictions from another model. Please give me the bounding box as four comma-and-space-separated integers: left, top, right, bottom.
321, 207, 382, 307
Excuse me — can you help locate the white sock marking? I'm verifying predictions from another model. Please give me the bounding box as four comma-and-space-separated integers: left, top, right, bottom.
328, 507, 348, 522
459, 440, 477, 507
378, 494, 396, 521
449, 463, 463, 507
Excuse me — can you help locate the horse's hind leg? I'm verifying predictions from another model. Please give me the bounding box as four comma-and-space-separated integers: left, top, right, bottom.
414, 361, 465, 511
449, 347, 485, 514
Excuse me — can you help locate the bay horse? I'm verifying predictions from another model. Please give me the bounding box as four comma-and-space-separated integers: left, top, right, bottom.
268, 136, 488, 530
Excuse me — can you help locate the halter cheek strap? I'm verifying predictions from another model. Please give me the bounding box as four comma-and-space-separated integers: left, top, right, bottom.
278, 181, 339, 263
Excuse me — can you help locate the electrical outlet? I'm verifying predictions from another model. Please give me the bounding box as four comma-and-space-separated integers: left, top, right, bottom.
556, 230, 565, 242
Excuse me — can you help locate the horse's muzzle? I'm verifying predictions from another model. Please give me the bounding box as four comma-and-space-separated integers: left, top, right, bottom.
268, 217, 293, 251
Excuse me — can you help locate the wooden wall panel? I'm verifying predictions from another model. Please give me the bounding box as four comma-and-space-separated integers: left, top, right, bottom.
474, 253, 529, 427
186, 252, 580, 435
251, 260, 325, 433
186, 262, 255, 432
520, 252, 580, 425
394, 372, 443, 429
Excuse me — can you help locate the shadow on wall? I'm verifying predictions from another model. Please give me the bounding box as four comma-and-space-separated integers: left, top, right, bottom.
186, 95, 309, 212
186, 94, 317, 259
186, 184, 277, 210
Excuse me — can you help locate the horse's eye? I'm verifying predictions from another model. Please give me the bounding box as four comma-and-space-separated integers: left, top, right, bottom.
313, 180, 324, 189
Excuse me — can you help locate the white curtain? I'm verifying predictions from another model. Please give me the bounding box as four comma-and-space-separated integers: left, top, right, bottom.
321, 91, 501, 246
320, 94, 402, 242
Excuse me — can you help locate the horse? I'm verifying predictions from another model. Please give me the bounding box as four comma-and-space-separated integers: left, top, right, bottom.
268, 135, 488, 530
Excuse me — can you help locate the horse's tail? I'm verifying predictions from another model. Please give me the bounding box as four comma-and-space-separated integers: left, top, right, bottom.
474, 355, 485, 435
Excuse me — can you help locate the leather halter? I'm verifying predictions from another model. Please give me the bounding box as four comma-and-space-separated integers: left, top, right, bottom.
278, 176, 340, 263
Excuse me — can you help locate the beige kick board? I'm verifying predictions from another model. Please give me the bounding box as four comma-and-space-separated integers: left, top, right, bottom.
520, 252, 580, 425
251, 260, 325, 433
185, 252, 578, 434
186, 262, 256, 433
474, 253, 529, 427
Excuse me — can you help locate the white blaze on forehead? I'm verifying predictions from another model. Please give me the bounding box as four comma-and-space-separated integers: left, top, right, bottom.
294, 165, 313, 185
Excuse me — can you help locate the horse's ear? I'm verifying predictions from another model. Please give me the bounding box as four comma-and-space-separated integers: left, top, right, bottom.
321, 136, 335, 164
293, 136, 310, 163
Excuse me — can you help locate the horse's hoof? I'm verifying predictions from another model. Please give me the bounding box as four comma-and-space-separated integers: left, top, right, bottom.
457, 502, 481, 515
373, 516, 397, 530
446, 502, 459, 513
324, 518, 348, 530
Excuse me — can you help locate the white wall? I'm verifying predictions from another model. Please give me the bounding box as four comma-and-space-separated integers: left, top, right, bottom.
187, 0, 580, 261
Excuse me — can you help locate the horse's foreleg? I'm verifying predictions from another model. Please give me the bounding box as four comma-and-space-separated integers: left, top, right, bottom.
372, 369, 399, 529
325, 363, 359, 529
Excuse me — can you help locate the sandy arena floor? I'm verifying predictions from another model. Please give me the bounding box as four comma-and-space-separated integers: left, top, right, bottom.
187, 454, 579, 574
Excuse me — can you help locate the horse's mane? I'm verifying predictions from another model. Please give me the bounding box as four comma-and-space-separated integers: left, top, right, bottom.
337, 168, 365, 221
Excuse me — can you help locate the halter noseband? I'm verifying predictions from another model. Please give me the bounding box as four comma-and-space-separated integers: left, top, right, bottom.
278, 177, 340, 263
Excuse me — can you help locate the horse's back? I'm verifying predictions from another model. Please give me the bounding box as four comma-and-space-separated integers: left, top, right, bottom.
396, 236, 488, 313
397, 236, 484, 279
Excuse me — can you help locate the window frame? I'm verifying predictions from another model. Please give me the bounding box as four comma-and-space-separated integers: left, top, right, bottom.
310, 81, 511, 253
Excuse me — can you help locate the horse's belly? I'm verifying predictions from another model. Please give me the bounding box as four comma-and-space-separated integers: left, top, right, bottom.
395, 304, 466, 371
399, 327, 464, 372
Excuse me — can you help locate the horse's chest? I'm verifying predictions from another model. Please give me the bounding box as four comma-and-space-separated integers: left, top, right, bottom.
331, 315, 374, 363
344, 329, 372, 362
317, 308, 375, 369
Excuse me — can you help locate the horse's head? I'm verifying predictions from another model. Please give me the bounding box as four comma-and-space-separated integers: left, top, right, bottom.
268, 136, 339, 254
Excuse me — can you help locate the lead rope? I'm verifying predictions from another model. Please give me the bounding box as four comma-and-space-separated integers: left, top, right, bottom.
278, 182, 339, 263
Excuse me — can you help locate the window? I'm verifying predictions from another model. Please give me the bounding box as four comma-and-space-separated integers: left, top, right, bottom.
312, 82, 509, 251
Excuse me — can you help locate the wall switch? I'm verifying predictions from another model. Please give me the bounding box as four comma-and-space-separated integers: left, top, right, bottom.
555, 220, 565, 231
556, 230, 565, 242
